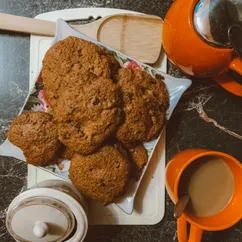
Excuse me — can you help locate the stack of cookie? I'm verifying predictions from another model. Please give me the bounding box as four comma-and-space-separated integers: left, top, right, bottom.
8, 36, 169, 205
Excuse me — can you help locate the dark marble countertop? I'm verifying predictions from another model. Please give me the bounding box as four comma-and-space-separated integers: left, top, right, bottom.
0, 0, 241, 241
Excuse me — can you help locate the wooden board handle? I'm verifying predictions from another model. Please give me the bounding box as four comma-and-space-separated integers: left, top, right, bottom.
0, 13, 56, 36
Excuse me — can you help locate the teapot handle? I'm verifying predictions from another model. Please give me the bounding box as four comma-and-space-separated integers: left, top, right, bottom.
230, 58, 242, 76
214, 58, 242, 97
177, 215, 203, 242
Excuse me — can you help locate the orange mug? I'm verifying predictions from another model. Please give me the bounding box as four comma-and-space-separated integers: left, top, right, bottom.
165, 149, 242, 242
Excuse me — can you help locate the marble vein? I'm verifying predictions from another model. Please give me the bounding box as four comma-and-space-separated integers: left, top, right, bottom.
174, 85, 242, 141
186, 92, 242, 140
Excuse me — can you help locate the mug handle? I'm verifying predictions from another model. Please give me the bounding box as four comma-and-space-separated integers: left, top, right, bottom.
177, 215, 203, 242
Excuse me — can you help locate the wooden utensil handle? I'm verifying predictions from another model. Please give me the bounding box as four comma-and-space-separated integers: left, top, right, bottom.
0, 13, 56, 36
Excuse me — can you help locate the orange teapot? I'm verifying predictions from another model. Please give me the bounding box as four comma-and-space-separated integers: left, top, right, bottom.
162, 0, 242, 96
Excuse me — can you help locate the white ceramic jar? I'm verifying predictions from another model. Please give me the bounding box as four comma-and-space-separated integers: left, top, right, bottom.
6, 180, 88, 242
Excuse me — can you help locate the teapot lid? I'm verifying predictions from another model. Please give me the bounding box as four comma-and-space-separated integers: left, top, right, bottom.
193, 0, 233, 47
6, 188, 88, 242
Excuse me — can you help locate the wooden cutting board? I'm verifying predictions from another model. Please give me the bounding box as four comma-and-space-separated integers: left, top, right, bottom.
0, 12, 163, 63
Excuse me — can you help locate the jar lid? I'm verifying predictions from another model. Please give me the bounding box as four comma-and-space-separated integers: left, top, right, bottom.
6, 188, 88, 242
6, 196, 75, 242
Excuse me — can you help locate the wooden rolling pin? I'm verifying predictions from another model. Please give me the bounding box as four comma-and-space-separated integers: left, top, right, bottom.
0, 13, 163, 63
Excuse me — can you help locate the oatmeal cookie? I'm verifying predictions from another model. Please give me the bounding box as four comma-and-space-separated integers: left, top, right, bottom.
60, 146, 75, 160
42, 36, 120, 107
116, 68, 169, 143
128, 144, 148, 180
54, 73, 122, 155
113, 142, 148, 180
69, 145, 130, 205
8, 112, 60, 166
